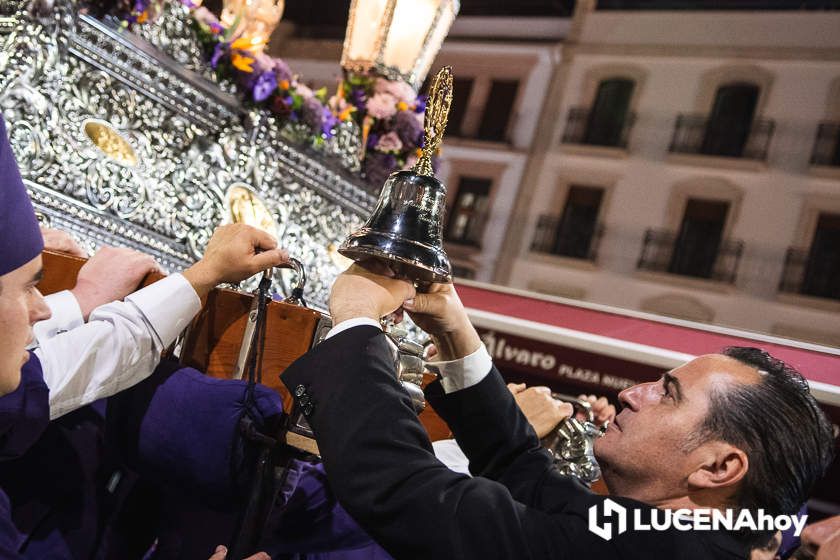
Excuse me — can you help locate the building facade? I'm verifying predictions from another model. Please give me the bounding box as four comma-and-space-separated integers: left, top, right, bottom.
271, 6, 566, 281
496, 0, 840, 345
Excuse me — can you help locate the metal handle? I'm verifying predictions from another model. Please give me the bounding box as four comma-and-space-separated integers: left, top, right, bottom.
282, 257, 307, 307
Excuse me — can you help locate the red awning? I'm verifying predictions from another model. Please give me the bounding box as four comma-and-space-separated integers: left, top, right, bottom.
456, 281, 840, 391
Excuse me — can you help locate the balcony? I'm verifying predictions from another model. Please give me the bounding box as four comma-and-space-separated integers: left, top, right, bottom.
636, 228, 744, 284
561, 107, 636, 149
668, 114, 774, 161
531, 215, 604, 261
779, 247, 840, 302
810, 122, 840, 167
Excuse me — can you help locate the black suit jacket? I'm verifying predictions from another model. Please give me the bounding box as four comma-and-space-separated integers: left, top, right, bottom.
282, 326, 752, 559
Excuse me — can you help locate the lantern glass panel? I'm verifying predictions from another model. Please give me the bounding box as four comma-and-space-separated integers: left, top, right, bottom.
383, 0, 439, 74
346, 0, 390, 63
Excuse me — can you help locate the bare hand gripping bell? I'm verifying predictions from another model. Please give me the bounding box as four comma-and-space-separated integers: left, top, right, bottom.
339, 67, 455, 285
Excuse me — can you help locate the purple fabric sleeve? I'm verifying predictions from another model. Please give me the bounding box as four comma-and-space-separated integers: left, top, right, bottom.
107, 362, 284, 507
260, 460, 393, 558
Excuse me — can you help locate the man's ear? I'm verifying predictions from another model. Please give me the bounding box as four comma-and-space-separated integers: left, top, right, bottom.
686, 441, 749, 491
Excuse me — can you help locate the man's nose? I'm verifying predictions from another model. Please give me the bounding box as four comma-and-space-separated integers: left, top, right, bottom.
29, 288, 52, 324
618, 381, 657, 411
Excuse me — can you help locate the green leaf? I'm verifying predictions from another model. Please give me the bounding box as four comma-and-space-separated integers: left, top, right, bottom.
291, 92, 303, 110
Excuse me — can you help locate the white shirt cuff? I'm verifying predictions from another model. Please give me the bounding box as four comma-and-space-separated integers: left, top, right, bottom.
124, 273, 202, 347
32, 290, 84, 344
432, 439, 472, 475
325, 317, 383, 339
425, 344, 492, 394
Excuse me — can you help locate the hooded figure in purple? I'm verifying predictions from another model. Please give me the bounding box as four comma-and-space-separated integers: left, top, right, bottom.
0, 114, 54, 557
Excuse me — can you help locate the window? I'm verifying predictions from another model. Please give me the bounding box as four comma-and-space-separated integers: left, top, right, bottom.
446, 177, 492, 246
446, 77, 475, 138
451, 264, 476, 279
552, 186, 604, 259
668, 198, 730, 279
810, 123, 840, 167
701, 83, 759, 157
584, 78, 635, 147
477, 80, 520, 142
802, 212, 840, 300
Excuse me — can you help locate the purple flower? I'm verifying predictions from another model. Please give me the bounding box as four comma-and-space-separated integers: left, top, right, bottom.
350, 87, 367, 111
273, 58, 293, 84
252, 53, 276, 75
394, 110, 423, 148
366, 132, 380, 149
210, 43, 226, 69
321, 106, 338, 137
414, 94, 427, 113
364, 151, 398, 186
252, 70, 277, 102
301, 96, 325, 130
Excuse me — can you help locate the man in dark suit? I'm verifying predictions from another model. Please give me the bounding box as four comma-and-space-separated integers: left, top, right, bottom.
282, 264, 836, 559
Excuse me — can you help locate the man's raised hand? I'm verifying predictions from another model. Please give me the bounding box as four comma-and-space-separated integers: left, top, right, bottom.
183, 224, 289, 298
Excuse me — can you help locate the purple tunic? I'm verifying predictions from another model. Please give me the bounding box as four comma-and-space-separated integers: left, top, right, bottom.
0, 354, 50, 559
260, 460, 394, 560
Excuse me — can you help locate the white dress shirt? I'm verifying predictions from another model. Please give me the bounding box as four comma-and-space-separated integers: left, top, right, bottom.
326, 318, 493, 394
33, 290, 85, 341
32, 274, 202, 419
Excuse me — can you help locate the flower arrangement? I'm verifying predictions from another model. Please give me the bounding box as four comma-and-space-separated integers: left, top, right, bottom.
328, 74, 429, 186
105, 0, 436, 183
191, 6, 337, 145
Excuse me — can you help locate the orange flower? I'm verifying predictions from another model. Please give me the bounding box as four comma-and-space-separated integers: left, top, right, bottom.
396, 101, 409, 112
231, 52, 255, 73
136, 10, 148, 23
415, 148, 423, 158
278, 79, 290, 90
338, 106, 355, 121
231, 36, 266, 52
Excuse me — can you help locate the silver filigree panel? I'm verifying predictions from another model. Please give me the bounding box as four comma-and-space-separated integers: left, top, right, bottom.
0, 0, 376, 309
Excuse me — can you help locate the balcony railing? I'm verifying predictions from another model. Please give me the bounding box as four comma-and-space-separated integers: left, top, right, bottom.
779, 247, 840, 301
810, 122, 840, 167
636, 228, 744, 284
531, 215, 604, 261
668, 114, 774, 160
561, 107, 636, 149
